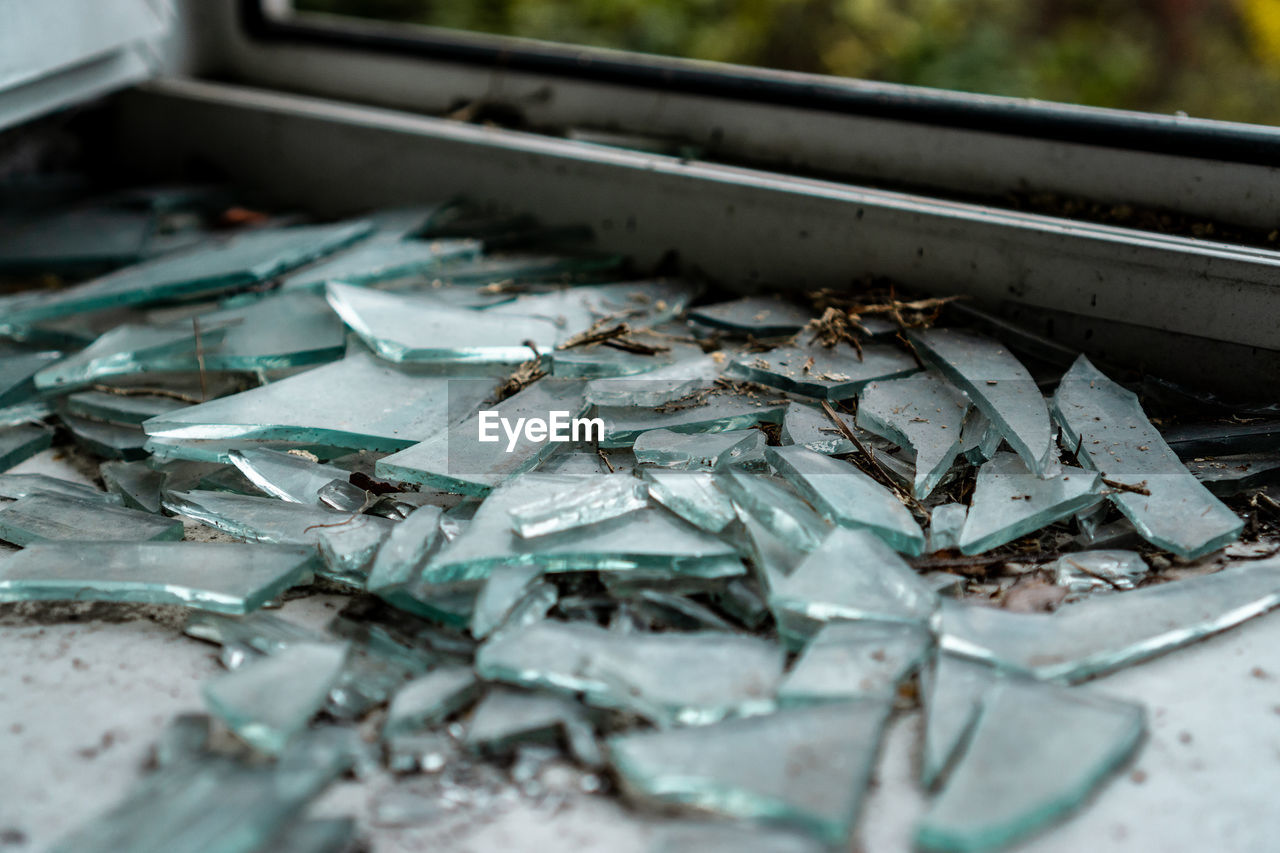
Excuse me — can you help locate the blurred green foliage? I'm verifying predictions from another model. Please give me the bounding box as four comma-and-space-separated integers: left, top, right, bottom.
297, 0, 1280, 125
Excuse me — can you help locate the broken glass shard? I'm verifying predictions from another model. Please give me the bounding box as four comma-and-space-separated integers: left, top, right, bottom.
958, 452, 1100, 555
608, 698, 892, 845
1053, 356, 1245, 558
0, 350, 61, 407
465, 686, 595, 758
0, 473, 120, 504
959, 408, 1003, 465
939, 555, 1280, 681
909, 328, 1056, 476
598, 395, 788, 449
551, 339, 705, 380
642, 469, 737, 533
0, 542, 315, 613
61, 412, 149, 460
928, 503, 967, 553
100, 460, 167, 513
1051, 550, 1149, 594
0, 494, 183, 545
650, 820, 827, 853
718, 468, 830, 552
857, 373, 969, 499
163, 489, 393, 548
687, 297, 813, 336
916, 680, 1145, 853
317, 519, 392, 587
483, 279, 697, 341
471, 562, 544, 639
0, 399, 53, 428
507, 475, 648, 538
625, 589, 739, 632
765, 445, 926, 555
281, 236, 480, 291
229, 448, 351, 504
383, 665, 479, 737
779, 403, 861, 456
1185, 452, 1280, 496
64, 389, 189, 424
476, 619, 782, 726
315, 479, 368, 513
269, 818, 358, 853
204, 641, 350, 754
0, 203, 158, 272
779, 620, 932, 705
919, 653, 999, 790
376, 379, 587, 496
634, 428, 765, 471
366, 505, 444, 594
33, 319, 232, 391
729, 343, 918, 400
1161, 418, 1280, 458
0, 423, 54, 471
584, 352, 723, 406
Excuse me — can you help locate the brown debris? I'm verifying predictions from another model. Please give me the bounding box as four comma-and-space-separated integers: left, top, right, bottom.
802, 307, 867, 358
1102, 478, 1152, 496
494, 342, 547, 402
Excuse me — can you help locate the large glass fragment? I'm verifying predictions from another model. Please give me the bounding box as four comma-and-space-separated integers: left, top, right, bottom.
1051, 549, 1149, 594
779, 620, 932, 705
916, 681, 1145, 853
163, 489, 394, 548
642, 469, 737, 533
1052, 356, 1244, 558
229, 448, 351, 505
909, 328, 1056, 476
0, 494, 183, 545
687, 296, 814, 335
939, 555, 1280, 681
0, 423, 54, 471
65, 389, 189, 424
507, 474, 648, 537
316, 519, 392, 586
633, 428, 765, 471
608, 698, 892, 845
552, 339, 706, 380
857, 373, 969, 499
584, 352, 722, 406
476, 619, 783, 725
280, 236, 480, 291
33, 321, 229, 391
598, 395, 788, 449
376, 380, 587, 495
1185, 452, 1280, 496
919, 653, 999, 790
765, 446, 926, 555
100, 460, 167, 513
482, 279, 697, 340
203, 642, 350, 754
959, 408, 1003, 465
326, 282, 560, 363
0, 473, 120, 504
718, 469, 830, 552
958, 452, 1100, 554
0, 350, 61, 407
0, 541, 315, 613
728, 343, 918, 400
471, 562, 544, 638
61, 412, 149, 460
382, 666, 479, 737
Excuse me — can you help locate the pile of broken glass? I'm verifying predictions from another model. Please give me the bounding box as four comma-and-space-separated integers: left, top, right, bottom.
1, 186, 1278, 853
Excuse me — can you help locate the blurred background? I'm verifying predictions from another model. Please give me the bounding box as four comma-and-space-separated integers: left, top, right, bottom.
297, 0, 1280, 126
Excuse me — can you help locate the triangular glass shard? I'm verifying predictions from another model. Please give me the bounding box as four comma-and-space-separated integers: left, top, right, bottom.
959, 408, 1003, 465
857, 373, 969, 499
163, 489, 394, 547
476, 619, 783, 726
482, 279, 698, 341
229, 448, 351, 504
0, 473, 121, 504
599, 395, 789, 449
919, 653, 998, 790
916, 680, 1145, 853
584, 352, 722, 405
1051, 549, 1149, 594
718, 468, 830, 552
422, 473, 743, 583
0, 423, 55, 471
376, 379, 587, 496
0, 494, 183, 545
326, 282, 560, 363
687, 297, 814, 336
909, 328, 1056, 476
1053, 356, 1244, 558
0, 221, 372, 328
766, 527, 939, 646
728, 342, 918, 400
204, 641, 350, 754
280, 236, 480, 291
779, 620, 932, 705
939, 556, 1280, 681
382, 665, 479, 737
507, 474, 648, 538
100, 460, 168, 513
958, 452, 1100, 554
928, 503, 967, 553
642, 469, 737, 533
608, 698, 892, 845
471, 562, 544, 639
765, 445, 925, 555
0, 541, 315, 613
144, 351, 490, 452
65, 389, 189, 425
0, 350, 61, 407
634, 428, 765, 471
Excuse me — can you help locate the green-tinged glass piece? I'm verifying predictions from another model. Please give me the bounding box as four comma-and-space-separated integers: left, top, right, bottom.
193, 291, 348, 372
928, 503, 967, 553
959, 408, 1003, 466
909, 328, 1056, 476
939, 555, 1280, 681
1186, 452, 1280, 496
382, 665, 480, 737
0, 494, 183, 545
642, 469, 737, 533
624, 589, 738, 632
919, 653, 999, 790
0, 350, 61, 406
477, 619, 783, 726
465, 686, 596, 758
315, 479, 367, 512
508, 474, 648, 538
958, 452, 1100, 554
728, 342, 918, 400
61, 412, 150, 460
0, 541, 315, 613
269, 818, 359, 853
599, 395, 789, 449
0, 423, 54, 471
163, 489, 394, 548
422, 474, 743, 583
719, 468, 830, 552
916, 680, 1145, 853
583, 352, 723, 404
376, 379, 588, 496
366, 505, 444, 592
34, 320, 231, 391
145, 351, 489, 452
145, 436, 354, 465
766, 527, 939, 646
634, 427, 765, 471
0, 473, 120, 504
364, 204, 450, 239
713, 578, 772, 630
0, 205, 157, 272
0, 399, 54, 428
608, 698, 892, 845
650, 820, 827, 853
537, 445, 636, 476
1053, 356, 1244, 558
229, 448, 350, 504
64, 389, 189, 424
471, 563, 544, 639
317, 518, 392, 586
857, 373, 969, 499
281, 236, 481, 291
0, 221, 373, 328
327, 282, 559, 363
409, 251, 626, 292
1052, 549, 1149, 593
765, 445, 925, 555
780, 403, 860, 455
1161, 418, 1280, 458
483, 279, 698, 341
779, 620, 932, 705
552, 340, 706, 380
204, 641, 350, 754
100, 460, 167, 512
185, 610, 327, 662
687, 297, 813, 336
